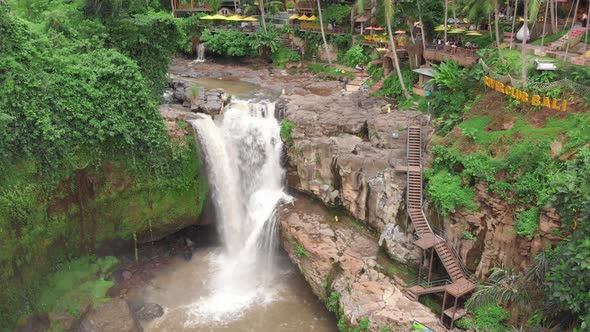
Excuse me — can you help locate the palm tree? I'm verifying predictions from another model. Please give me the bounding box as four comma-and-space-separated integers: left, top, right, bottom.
444, 0, 448, 43
417, 0, 427, 51
521, 0, 528, 85
258, 0, 267, 32
384, 0, 411, 99
461, 0, 504, 61
317, 0, 332, 64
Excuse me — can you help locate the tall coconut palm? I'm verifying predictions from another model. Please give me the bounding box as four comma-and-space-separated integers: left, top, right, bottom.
461, 0, 504, 61
384, 0, 411, 99
259, 0, 267, 32
317, 0, 332, 64
521, 0, 528, 85
417, 0, 427, 51
509, 0, 519, 49
444, 0, 448, 43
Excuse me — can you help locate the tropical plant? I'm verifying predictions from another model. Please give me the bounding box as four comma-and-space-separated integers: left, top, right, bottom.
342, 45, 371, 67
250, 28, 280, 58
432, 61, 467, 91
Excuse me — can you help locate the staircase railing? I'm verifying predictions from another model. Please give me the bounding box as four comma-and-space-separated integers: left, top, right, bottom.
432, 226, 477, 283
406, 277, 452, 289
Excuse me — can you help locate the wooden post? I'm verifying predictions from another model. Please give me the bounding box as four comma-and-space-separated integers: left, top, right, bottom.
451, 295, 459, 329
440, 291, 447, 322
427, 247, 434, 283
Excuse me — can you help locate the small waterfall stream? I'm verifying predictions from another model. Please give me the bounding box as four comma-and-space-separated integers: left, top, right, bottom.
195, 44, 205, 63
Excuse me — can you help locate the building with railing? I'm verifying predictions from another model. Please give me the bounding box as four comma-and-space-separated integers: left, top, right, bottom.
423, 44, 479, 67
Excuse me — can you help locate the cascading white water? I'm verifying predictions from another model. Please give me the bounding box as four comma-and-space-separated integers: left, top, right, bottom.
195, 44, 205, 63
186, 100, 289, 324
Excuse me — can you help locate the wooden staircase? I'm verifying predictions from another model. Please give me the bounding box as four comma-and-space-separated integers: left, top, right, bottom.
404, 126, 475, 301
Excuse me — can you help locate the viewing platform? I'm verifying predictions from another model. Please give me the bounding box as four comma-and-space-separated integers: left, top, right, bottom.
424, 44, 478, 67
172, 0, 211, 16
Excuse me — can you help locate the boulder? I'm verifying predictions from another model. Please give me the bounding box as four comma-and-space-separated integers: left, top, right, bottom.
134, 303, 164, 321
79, 299, 142, 332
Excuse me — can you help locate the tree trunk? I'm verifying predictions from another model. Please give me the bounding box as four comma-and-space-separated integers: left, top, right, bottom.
564, 0, 580, 58
510, 0, 519, 49
584, 0, 590, 54
259, 0, 268, 32
234, 0, 238, 13
541, 0, 550, 46
170, 0, 175, 16
551, 0, 557, 33
444, 0, 448, 43
387, 15, 411, 99
317, 0, 332, 64
452, 0, 458, 28
495, 1, 505, 61
371, 0, 377, 25
417, 0, 427, 51
521, 0, 528, 86
351, 6, 355, 44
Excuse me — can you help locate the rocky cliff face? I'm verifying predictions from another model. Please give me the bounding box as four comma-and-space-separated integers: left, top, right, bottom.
278, 92, 428, 262
279, 197, 440, 332
435, 183, 562, 277
276, 92, 442, 330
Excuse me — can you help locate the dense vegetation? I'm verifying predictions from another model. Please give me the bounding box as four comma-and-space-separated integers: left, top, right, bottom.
0, 1, 208, 328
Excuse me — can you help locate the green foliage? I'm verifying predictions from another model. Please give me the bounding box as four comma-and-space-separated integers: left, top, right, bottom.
0, 5, 209, 328
462, 231, 477, 241
375, 67, 415, 99
420, 296, 442, 314
307, 63, 355, 79
323, 4, 351, 25
432, 61, 467, 91
342, 44, 371, 68
515, 207, 540, 239
531, 30, 568, 46
280, 119, 295, 145
326, 291, 341, 314
295, 243, 309, 258
425, 170, 477, 215
250, 28, 280, 58
37, 256, 117, 317
83, 0, 162, 18
458, 305, 510, 332
271, 47, 300, 68
200, 29, 255, 57
108, 13, 182, 97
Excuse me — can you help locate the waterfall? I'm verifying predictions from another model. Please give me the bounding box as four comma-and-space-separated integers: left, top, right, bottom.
187, 100, 289, 323
195, 43, 205, 63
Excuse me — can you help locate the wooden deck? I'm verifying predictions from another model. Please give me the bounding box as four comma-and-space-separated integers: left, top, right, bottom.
423, 45, 478, 67
172, 0, 211, 15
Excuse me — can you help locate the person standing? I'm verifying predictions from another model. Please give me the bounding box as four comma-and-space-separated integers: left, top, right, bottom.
583, 12, 588, 28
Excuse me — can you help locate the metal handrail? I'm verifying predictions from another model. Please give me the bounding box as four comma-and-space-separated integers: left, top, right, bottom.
432, 226, 478, 283
407, 277, 452, 289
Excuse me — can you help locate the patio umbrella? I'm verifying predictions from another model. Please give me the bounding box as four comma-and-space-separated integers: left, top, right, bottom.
289, 14, 300, 20
243, 16, 258, 21
394, 30, 405, 34
374, 27, 384, 31
200, 14, 228, 20
306, 15, 317, 21
466, 31, 482, 36
298, 14, 309, 20
226, 15, 245, 21
448, 29, 464, 34
365, 26, 375, 30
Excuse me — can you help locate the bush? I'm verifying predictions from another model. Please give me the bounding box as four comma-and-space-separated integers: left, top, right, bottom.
342, 44, 371, 67
426, 170, 478, 215
458, 304, 510, 332
271, 47, 300, 68
375, 67, 415, 99
280, 119, 296, 145
432, 60, 467, 91
108, 13, 183, 98
515, 207, 540, 239
200, 29, 255, 57
323, 4, 352, 25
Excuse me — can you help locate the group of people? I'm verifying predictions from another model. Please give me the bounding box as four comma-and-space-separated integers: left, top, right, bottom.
433, 38, 478, 50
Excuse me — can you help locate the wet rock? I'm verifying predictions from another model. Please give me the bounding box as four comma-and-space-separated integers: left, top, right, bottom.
79, 299, 142, 332
122, 270, 132, 280
134, 303, 164, 321
278, 199, 439, 331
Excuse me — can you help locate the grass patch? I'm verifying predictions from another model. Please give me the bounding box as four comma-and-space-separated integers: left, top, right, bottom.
37, 256, 117, 317
280, 119, 296, 145
531, 30, 568, 46
307, 63, 355, 79
295, 242, 310, 258
515, 207, 540, 239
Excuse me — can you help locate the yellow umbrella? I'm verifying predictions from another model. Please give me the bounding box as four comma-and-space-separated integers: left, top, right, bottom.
226, 15, 244, 21
200, 15, 214, 19
307, 15, 317, 21
243, 16, 258, 22
298, 14, 309, 20
200, 14, 228, 20
466, 31, 482, 36
448, 29, 464, 34
289, 14, 300, 20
